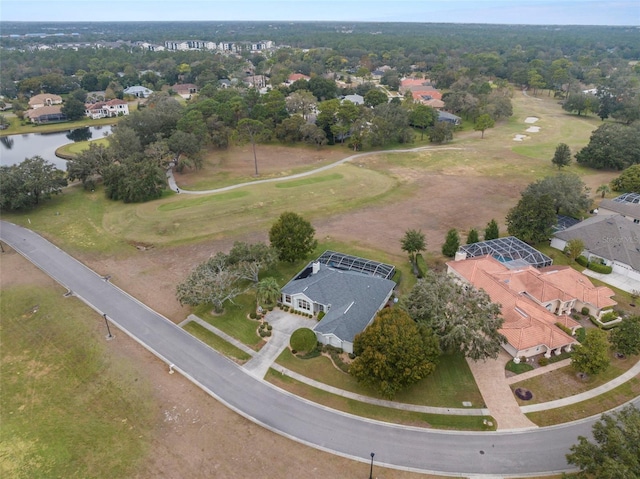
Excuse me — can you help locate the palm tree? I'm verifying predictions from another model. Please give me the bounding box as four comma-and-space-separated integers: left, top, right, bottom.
596, 184, 611, 199
256, 277, 280, 308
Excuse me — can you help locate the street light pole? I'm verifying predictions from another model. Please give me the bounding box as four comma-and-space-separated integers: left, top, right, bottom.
103, 313, 113, 340
369, 452, 375, 479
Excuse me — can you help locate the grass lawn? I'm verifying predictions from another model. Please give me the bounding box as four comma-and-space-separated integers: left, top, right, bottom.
266, 369, 494, 431
56, 137, 110, 158
0, 285, 156, 479
194, 294, 265, 349
510, 352, 640, 405
526, 377, 640, 427
275, 349, 484, 408
183, 321, 252, 362
0, 116, 118, 137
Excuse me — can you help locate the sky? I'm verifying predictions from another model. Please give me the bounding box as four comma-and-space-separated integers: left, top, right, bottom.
1, 0, 638, 25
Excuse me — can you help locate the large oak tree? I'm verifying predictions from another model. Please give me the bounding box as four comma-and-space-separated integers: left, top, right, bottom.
404, 272, 505, 361
350, 308, 440, 399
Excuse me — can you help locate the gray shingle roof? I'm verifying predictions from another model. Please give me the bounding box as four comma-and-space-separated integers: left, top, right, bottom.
599, 198, 640, 220
554, 214, 640, 270
281, 263, 395, 343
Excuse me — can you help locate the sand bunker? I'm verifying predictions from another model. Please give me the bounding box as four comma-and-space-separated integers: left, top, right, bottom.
524, 117, 539, 124
513, 134, 528, 141
526, 126, 540, 133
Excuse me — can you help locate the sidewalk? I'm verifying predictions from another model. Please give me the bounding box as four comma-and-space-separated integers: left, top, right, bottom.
180, 312, 640, 426
505, 358, 571, 385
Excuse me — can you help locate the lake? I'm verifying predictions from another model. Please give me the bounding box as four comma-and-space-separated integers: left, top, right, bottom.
0, 125, 113, 170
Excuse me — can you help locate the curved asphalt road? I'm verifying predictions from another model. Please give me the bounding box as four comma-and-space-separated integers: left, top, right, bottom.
2, 220, 639, 477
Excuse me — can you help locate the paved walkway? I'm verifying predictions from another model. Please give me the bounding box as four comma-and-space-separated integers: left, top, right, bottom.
184, 314, 256, 357
180, 310, 640, 427
522, 359, 640, 413
166, 145, 465, 196
466, 350, 538, 430
505, 358, 572, 385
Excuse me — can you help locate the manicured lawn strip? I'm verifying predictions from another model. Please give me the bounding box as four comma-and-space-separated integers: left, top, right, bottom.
525, 377, 640, 427
55, 137, 110, 158
0, 115, 118, 136
510, 353, 639, 405
1, 185, 136, 256
275, 349, 484, 408
506, 360, 535, 375
194, 294, 264, 349
0, 285, 155, 478
266, 370, 494, 431
275, 173, 344, 188
183, 321, 252, 362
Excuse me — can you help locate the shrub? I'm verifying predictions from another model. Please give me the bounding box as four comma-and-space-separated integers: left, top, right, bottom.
588, 262, 612, 274
267, 324, 273, 331
538, 356, 549, 367
600, 311, 618, 323
575, 327, 586, 343
266, 331, 272, 337
249, 312, 257, 319
259, 323, 266, 330
555, 322, 572, 335
576, 255, 589, 267
317, 311, 326, 320
259, 330, 267, 337
581, 307, 590, 316
290, 328, 317, 353
416, 253, 427, 278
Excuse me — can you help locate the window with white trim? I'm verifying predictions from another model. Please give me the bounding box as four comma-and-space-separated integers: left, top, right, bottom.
297, 299, 311, 311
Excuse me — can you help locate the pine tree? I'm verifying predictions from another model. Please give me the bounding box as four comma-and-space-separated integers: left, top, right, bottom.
442, 229, 460, 258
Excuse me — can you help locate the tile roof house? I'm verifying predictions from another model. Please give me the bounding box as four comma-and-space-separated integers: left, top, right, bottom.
123, 85, 153, 98
447, 256, 615, 358
280, 253, 396, 354
287, 73, 310, 83
551, 214, 640, 282
28, 93, 63, 109
84, 99, 129, 119
171, 83, 199, 99
598, 193, 640, 222
25, 105, 66, 124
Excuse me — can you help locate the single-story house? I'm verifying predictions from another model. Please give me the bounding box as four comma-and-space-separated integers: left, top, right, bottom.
123, 85, 153, 98
171, 83, 199, 99
551, 214, 640, 281
287, 73, 310, 84
598, 193, 640, 222
25, 105, 66, 124
342, 94, 364, 105
447, 255, 615, 358
84, 99, 129, 119
28, 93, 63, 109
437, 110, 461, 125
280, 252, 396, 354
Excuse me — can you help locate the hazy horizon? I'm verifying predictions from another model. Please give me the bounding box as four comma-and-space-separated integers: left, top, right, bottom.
2, 0, 638, 26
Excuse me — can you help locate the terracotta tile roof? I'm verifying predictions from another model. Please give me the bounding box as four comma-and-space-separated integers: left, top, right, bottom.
447, 256, 595, 355
28, 93, 63, 108
288, 73, 310, 82
400, 78, 433, 87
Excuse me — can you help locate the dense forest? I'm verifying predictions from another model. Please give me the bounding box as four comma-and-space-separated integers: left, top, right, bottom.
1, 21, 639, 208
